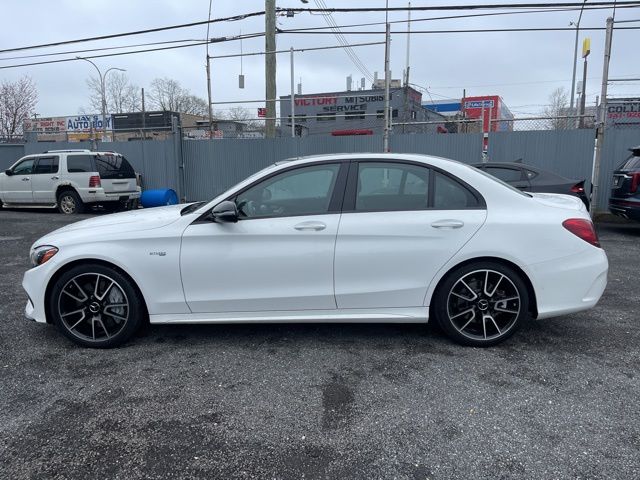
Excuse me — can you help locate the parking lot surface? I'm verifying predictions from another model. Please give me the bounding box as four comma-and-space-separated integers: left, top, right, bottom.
0, 209, 638, 479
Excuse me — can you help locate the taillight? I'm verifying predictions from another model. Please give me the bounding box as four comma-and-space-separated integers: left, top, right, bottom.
629, 172, 640, 193
562, 218, 601, 248
89, 175, 101, 187
570, 181, 585, 194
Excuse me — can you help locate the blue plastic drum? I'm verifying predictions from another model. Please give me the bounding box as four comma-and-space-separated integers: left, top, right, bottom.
140, 189, 179, 208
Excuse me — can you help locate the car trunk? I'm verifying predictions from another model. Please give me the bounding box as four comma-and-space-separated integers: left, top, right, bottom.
95, 154, 137, 193
611, 152, 640, 199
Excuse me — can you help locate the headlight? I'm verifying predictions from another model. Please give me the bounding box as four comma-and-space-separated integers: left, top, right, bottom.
30, 245, 58, 267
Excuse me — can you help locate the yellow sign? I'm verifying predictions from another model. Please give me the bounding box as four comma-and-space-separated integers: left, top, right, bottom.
582, 38, 591, 58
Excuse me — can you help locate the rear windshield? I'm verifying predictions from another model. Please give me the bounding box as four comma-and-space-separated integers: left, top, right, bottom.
618, 155, 640, 171
95, 154, 135, 179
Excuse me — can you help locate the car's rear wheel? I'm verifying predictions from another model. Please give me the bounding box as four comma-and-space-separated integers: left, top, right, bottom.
49, 264, 143, 348
433, 261, 529, 347
57, 190, 84, 214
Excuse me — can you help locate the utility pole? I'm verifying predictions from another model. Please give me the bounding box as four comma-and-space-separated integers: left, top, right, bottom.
290, 47, 295, 138
206, 0, 214, 136
402, 1, 411, 134
569, 1, 588, 115
141, 87, 146, 140
383, 22, 391, 153
265, 0, 277, 138
591, 16, 614, 217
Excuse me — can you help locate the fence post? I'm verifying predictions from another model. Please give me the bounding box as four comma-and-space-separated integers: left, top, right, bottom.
171, 116, 186, 202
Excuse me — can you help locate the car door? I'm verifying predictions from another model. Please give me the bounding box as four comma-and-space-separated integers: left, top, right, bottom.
180, 162, 348, 313
485, 165, 531, 191
2, 157, 35, 203
31, 155, 60, 203
334, 160, 487, 309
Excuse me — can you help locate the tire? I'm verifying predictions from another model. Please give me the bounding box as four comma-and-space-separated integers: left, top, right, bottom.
432, 261, 529, 347
48, 263, 144, 348
57, 190, 85, 214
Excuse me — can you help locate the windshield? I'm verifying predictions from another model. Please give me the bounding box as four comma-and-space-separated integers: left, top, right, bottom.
467, 164, 532, 197
618, 155, 640, 171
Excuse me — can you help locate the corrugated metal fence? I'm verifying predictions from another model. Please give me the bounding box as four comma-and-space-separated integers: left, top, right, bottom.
5, 128, 640, 212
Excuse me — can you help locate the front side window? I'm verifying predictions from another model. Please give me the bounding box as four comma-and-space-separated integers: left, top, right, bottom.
356, 162, 429, 211
66, 155, 95, 173
236, 164, 341, 219
12, 158, 35, 175
485, 166, 523, 182
433, 171, 480, 209
33, 156, 59, 174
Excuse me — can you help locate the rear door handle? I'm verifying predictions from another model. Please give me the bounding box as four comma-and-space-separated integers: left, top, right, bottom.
22, 177, 30, 181
431, 219, 464, 229
294, 221, 326, 231
51, 176, 59, 180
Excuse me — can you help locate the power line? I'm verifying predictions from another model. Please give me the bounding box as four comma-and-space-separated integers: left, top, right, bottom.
0, 9, 268, 55
281, 25, 640, 35
313, 0, 374, 82
0, 39, 383, 71
0, 39, 206, 62
291, 2, 640, 12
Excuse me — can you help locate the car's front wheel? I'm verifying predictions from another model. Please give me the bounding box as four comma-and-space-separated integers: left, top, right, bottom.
433, 261, 529, 347
49, 263, 144, 348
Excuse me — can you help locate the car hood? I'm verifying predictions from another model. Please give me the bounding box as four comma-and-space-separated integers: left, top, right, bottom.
530, 192, 586, 212
41, 204, 186, 237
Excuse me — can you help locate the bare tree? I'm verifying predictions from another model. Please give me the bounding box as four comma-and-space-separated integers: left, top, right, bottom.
86, 72, 140, 114
544, 87, 570, 130
223, 106, 262, 129
0, 76, 38, 138
148, 77, 208, 115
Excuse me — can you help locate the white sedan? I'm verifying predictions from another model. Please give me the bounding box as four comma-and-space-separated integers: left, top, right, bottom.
23, 153, 608, 348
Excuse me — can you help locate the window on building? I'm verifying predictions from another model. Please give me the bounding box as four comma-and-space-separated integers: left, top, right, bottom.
376, 109, 385, 119
392, 109, 399, 118
345, 111, 365, 120
317, 113, 336, 122
411, 110, 418, 120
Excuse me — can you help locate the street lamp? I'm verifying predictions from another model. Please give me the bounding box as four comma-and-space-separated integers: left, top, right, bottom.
569, 1, 588, 115
77, 56, 126, 141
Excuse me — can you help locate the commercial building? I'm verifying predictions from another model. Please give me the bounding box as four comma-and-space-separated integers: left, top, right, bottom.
423, 95, 514, 132
279, 85, 446, 136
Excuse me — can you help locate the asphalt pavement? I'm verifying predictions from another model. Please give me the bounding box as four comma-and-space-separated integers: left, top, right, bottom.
0, 209, 638, 479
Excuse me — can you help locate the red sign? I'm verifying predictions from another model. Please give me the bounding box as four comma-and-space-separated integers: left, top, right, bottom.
257, 108, 266, 118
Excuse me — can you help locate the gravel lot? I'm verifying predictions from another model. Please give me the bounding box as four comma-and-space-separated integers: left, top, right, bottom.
0, 208, 638, 479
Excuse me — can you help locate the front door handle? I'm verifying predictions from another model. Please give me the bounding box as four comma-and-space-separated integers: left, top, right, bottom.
22, 177, 30, 181
51, 176, 60, 180
431, 219, 464, 229
294, 221, 326, 231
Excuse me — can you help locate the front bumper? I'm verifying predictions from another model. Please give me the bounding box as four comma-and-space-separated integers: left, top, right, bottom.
22, 261, 57, 324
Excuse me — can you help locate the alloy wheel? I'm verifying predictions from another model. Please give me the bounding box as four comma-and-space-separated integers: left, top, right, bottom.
60, 195, 76, 214
446, 269, 521, 342
57, 272, 130, 342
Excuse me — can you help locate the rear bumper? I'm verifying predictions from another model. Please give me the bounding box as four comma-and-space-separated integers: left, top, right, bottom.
79, 188, 141, 204
609, 198, 640, 221
530, 248, 608, 320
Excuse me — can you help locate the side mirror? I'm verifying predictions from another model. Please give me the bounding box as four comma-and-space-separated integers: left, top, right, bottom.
211, 200, 238, 223
4, 169, 13, 176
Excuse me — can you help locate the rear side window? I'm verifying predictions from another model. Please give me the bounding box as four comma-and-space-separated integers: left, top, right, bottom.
433, 171, 481, 209
95, 154, 135, 179
485, 166, 523, 182
619, 155, 640, 171
356, 162, 429, 211
33, 156, 59, 174
66, 155, 95, 173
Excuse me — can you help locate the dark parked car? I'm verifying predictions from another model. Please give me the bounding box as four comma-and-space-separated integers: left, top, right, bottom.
609, 146, 640, 221
473, 162, 589, 209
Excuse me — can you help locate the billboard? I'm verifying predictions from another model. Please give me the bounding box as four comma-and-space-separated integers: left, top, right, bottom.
23, 117, 67, 137
607, 99, 640, 127
24, 114, 112, 140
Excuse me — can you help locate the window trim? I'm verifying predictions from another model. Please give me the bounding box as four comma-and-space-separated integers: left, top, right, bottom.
342, 159, 486, 212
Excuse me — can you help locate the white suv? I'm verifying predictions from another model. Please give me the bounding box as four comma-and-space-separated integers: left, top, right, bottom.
0, 149, 141, 214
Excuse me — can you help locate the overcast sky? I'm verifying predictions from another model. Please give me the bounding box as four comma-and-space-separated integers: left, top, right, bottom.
1, 0, 638, 118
